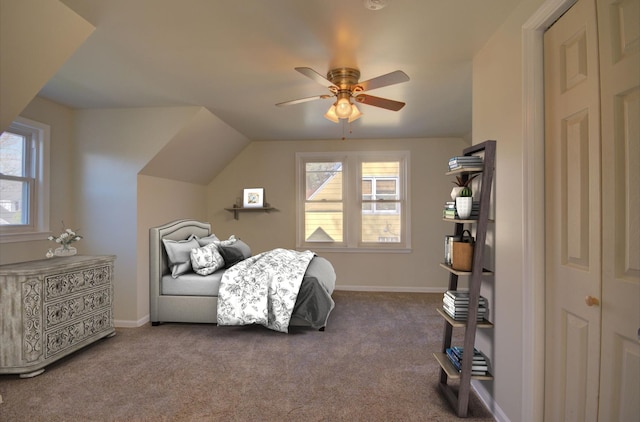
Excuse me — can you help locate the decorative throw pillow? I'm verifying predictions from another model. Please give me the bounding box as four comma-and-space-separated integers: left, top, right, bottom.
162, 236, 200, 278
195, 233, 221, 247
234, 239, 251, 259
218, 244, 246, 268
212, 235, 237, 247
190, 243, 225, 276
219, 239, 251, 262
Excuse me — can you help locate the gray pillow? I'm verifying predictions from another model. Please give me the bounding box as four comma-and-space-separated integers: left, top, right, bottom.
233, 239, 251, 259
219, 245, 245, 268
195, 234, 220, 247
162, 237, 200, 278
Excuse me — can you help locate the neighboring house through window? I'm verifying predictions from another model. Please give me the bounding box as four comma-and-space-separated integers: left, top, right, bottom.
296, 151, 410, 252
0, 117, 50, 242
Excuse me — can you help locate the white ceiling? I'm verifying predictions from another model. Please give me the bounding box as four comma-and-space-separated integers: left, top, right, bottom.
40, 0, 522, 141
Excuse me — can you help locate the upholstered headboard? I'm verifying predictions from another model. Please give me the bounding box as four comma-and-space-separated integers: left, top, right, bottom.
149, 219, 211, 318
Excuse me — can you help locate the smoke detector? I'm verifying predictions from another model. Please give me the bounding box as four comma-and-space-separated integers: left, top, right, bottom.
364, 0, 388, 11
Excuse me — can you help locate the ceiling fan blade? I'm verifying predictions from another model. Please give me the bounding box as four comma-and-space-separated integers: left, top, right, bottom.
354, 94, 406, 111
295, 67, 336, 88
356, 70, 409, 92
276, 94, 332, 107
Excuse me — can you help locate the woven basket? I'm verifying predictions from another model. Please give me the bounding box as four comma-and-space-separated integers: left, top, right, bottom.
451, 230, 474, 271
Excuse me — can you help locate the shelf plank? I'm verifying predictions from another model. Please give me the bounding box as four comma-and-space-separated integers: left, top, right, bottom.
439, 263, 493, 276
445, 167, 484, 175
224, 207, 274, 212
443, 217, 495, 224
436, 308, 493, 328
443, 217, 478, 224
224, 206, 275, 220
433, 353, 494, 381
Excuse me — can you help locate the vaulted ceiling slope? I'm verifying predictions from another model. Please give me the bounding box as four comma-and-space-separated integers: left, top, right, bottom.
0, 0, 94, 132
36, 0, 523, 141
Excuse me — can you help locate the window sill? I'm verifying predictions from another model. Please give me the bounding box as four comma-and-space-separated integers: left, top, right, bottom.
0, 231, 52, 244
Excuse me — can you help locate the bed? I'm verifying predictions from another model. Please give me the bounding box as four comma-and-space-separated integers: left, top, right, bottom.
149, 219, 336, 331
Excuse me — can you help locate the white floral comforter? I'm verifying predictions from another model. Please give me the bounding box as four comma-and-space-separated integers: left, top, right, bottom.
216, 248, 315, 333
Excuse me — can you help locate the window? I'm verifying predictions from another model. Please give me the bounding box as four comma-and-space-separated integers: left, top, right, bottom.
297, 151, 410, 252
0, 117, 50, 242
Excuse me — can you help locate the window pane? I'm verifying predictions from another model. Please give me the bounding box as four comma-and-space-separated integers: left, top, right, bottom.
361, 161, 401, 242
376, 179, 397, 195
0, 179, 28, 225
304, 202, 343, 242
361, 205, 402, 243
362, 179, 372, 211
376, 201, 398, 211
362, 179, 372, 195
362, 161, 399, 178
0, 132, 26, 177
305, 162, 342, 201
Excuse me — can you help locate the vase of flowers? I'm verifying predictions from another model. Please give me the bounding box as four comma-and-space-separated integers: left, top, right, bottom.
48, 223, 82, 256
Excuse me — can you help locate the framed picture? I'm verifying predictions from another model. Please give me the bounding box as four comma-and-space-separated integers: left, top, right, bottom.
243, 188, 264, 208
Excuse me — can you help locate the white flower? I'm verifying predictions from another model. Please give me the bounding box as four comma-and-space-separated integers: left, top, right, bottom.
48, 222, 83, 246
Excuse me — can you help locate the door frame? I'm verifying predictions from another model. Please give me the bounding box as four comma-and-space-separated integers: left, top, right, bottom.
521, 0, 576, 421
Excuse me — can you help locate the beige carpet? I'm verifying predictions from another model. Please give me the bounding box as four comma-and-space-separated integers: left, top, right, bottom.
0, 291, 495, 421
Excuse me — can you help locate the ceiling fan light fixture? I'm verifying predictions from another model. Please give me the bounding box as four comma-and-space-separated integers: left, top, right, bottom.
348, 104, 363, 123
279, 66, 409, 125
335, 95, 353, 119
324, 105, 340, 123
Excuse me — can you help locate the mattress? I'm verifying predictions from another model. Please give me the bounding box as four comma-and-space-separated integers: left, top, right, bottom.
161, 256, 335, 297
161, 270, 224, 296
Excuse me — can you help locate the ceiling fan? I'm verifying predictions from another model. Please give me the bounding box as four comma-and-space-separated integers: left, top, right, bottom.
276, 67, 409, 123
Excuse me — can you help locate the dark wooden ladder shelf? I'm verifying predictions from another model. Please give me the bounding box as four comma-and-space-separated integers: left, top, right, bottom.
436, 140, 496, 417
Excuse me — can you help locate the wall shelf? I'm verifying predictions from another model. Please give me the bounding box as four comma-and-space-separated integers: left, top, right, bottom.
433, 353, 494, 381
436, 308, 494, 329
445, 167, 484, 176
439, 263, 493, 276
224, 206, 275, 220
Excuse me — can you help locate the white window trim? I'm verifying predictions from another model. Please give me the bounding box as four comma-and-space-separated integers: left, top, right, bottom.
0, 117, 50, 243
296, 151, 411, 253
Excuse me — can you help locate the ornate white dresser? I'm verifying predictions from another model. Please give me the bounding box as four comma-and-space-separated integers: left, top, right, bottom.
0, 255, 116, 377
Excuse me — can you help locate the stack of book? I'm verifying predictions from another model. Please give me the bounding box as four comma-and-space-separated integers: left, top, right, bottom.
443, 201, 457, 219
443, 201, 480, 219
445, 346, 489, 376
442, 290, 488, 321
448, 156, 484, 171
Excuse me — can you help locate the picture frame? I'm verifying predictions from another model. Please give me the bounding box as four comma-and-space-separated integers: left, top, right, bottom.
243, 188, 264, 208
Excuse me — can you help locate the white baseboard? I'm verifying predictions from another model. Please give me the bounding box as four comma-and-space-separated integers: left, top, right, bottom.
472, 380, 509, 422
114, 314, 149, 328
335, 285, 447, 293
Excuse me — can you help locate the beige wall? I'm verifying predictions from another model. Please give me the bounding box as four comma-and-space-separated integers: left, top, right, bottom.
472, 0, 545, 420
136, 175, 207, 325
0, 96, 76, 265
72, 106, 202, 323
206, 137, 470, 291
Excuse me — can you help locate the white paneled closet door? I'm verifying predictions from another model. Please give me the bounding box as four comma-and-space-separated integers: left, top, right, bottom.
544, 0, 602, 420
544, 0, 640, 421
596, 0, 640, 420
